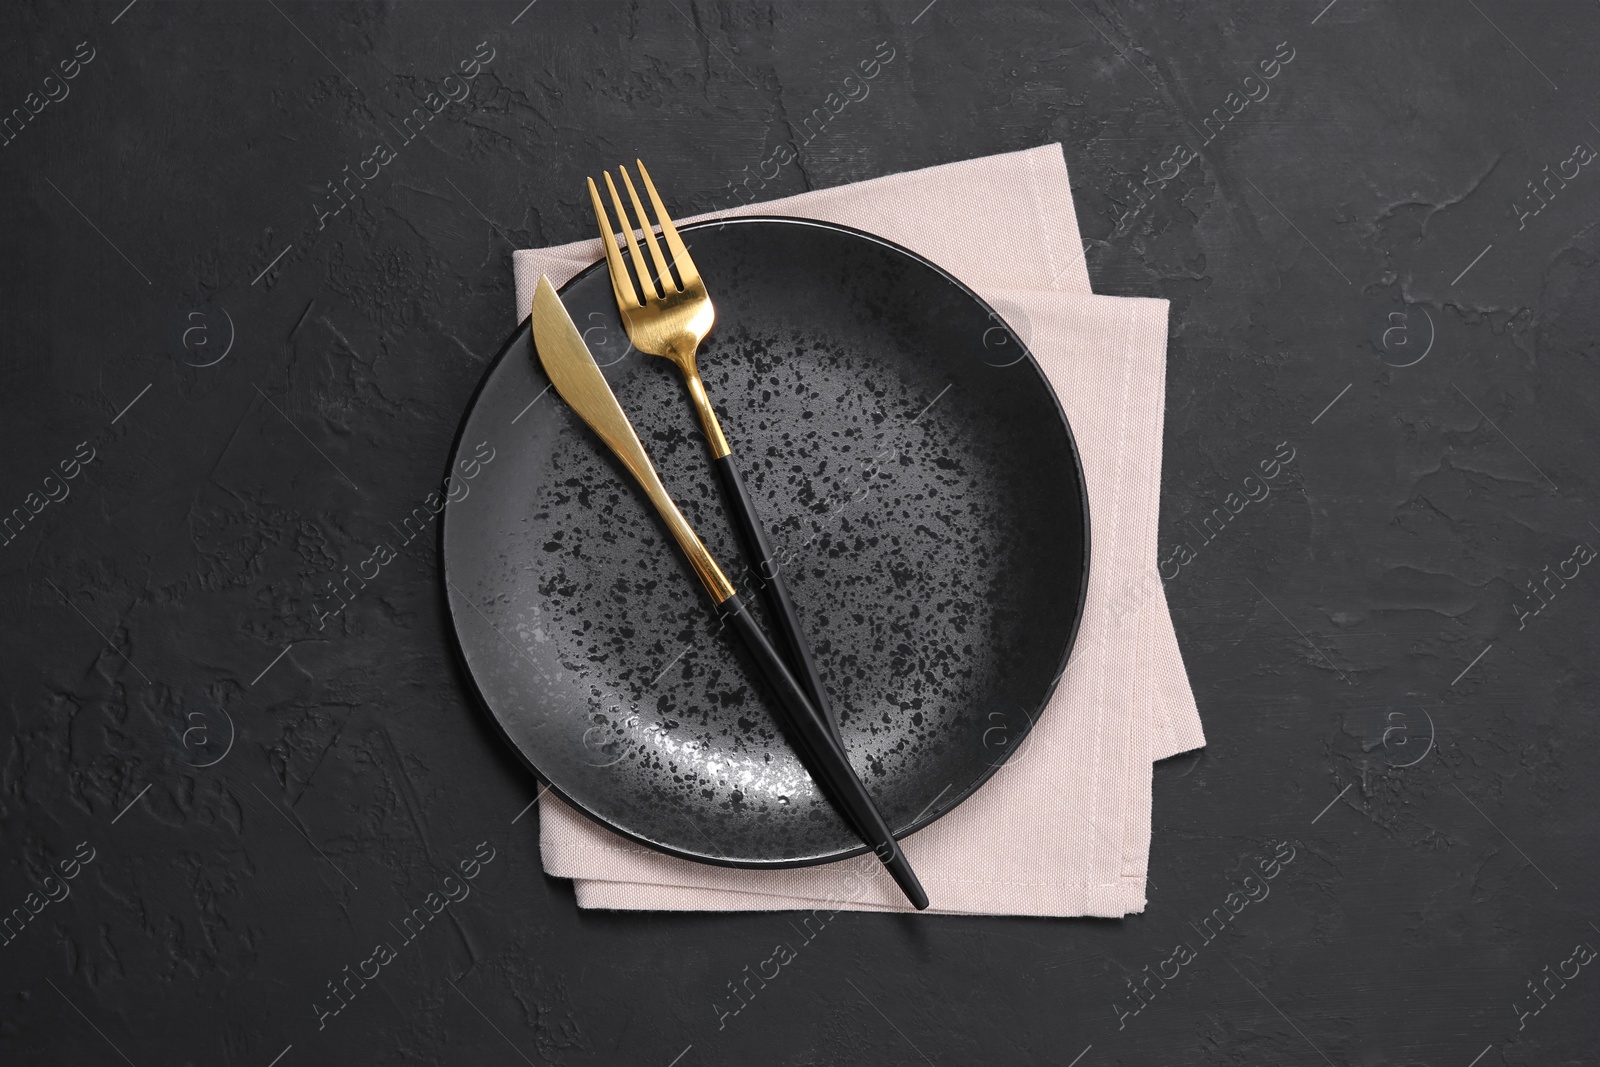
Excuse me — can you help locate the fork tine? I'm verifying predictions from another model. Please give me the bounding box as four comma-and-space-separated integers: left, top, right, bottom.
635, 159, 699, 288
603, 171, 658, 300
588, 176, 642, 311
619, 164, 677, 295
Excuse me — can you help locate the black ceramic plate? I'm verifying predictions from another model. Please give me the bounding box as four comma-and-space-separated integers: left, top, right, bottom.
442, 217, 1088, 867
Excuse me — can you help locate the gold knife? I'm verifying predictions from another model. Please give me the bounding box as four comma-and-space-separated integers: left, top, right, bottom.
529, 275, 929, 909
531, 274, 734, 605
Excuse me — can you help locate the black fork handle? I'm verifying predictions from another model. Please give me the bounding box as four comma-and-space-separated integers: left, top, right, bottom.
711, 455, 844, 748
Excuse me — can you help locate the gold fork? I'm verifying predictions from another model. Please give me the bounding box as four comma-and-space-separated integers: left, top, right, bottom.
586, 163, 725, 457
587, 162, 926, 907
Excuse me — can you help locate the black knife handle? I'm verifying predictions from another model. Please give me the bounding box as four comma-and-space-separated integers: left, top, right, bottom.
716, 594, 929, 911
712, 455, 843, 747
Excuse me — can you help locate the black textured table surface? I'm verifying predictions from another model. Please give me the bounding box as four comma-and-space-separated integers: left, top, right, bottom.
2, 2, 1596, 1065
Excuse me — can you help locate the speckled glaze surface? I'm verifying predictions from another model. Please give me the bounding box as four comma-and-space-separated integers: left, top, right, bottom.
442, 218, 1087, 867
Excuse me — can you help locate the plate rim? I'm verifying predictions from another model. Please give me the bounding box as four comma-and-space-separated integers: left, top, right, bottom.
440, 214, 1092, 869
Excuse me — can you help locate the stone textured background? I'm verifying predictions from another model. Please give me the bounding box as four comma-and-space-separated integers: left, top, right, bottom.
2, 1, 1596, 1065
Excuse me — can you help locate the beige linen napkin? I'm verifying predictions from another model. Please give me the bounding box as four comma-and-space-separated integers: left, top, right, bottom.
510, 144, 1201, 916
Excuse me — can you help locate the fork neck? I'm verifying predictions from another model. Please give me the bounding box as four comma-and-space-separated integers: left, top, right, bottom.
677, 365, 731, 459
